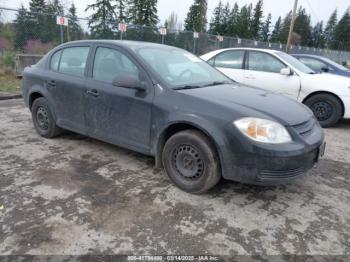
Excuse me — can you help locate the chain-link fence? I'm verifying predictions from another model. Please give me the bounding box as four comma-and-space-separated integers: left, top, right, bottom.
1, 6, 350, 69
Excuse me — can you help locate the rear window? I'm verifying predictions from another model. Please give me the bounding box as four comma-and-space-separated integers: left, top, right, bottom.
214, 50, 245, 69
59, 47, 90, 77
50, 47, 90, 77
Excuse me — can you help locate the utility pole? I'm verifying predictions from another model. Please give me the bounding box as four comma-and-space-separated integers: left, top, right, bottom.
286, 0, 298, 53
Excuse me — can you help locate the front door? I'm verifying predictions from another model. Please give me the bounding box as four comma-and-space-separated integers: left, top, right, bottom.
244, 51, 301, 99
84, 45, 154, 154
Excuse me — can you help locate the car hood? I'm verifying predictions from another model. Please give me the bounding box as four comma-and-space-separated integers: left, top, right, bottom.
178, 84, 313, 126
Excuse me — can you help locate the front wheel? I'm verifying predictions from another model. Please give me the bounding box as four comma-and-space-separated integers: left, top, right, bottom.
162, 130, 221, 194
304, 94, 342, 128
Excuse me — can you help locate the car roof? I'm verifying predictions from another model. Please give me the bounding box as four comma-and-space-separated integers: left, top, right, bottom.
57, 40, 179, 51
292, 54, 323, 59
200, 47, 280, 59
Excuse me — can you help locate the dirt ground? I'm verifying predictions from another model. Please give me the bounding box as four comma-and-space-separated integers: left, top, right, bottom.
0, 99, 350, 258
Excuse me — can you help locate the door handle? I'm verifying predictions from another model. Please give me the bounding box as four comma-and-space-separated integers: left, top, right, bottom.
47, 80, 56, 87
86, 89, 100, 97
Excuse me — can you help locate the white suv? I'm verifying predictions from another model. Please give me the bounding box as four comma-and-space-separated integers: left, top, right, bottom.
201, 48, 350, 127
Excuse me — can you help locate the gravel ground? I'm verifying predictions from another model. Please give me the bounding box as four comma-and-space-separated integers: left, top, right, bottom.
0, 99, 349, 259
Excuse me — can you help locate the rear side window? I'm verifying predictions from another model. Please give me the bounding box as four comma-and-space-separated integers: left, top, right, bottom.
93, 47, 139, 83
248, 51, 285, 73
50, 50, 61, 71
58, 47, 90, 77
214, 51, 244, 69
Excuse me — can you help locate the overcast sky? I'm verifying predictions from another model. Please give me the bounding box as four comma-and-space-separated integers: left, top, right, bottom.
1, 0, 349, 26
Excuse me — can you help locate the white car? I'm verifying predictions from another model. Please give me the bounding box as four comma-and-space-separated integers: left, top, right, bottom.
201, 48, 350, 127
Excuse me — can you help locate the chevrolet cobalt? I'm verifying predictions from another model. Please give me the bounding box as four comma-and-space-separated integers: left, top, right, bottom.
22, 41, 325, 193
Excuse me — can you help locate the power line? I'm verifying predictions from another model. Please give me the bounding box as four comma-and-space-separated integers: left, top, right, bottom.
305, 0, 321, 23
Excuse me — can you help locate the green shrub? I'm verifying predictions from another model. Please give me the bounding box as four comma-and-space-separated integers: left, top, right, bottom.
0, 53, 16, 69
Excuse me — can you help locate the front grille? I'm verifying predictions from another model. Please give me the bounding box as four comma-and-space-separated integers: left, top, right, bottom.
291, 118, 316, 137
258, 168, 305, 181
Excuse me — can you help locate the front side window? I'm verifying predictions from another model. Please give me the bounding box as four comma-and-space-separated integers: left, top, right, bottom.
214, 50, 245, 69
276, 52, 314, 74
299, 57, 328, 72
58, 47, 90, 77
248, 51, 286, 73
137, 48, 230, 89
93, 47, 139, 83
50, 50, 61, 71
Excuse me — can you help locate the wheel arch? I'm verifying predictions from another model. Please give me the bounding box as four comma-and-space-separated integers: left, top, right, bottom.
302, 91, 345, 116
154, 121, 224, 171
29, 91, 44, 110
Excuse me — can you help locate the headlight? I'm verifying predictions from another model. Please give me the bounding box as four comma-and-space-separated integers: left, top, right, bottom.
233, 117, 292, 144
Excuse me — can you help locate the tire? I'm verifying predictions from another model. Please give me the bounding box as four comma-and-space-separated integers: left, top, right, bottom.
162, 130, 221, 194
304, 94, 342, 128
31, 97, 62, 138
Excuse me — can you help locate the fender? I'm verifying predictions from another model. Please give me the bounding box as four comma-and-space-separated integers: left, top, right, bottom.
152, 112, 230, 170
27, 85, 59, 122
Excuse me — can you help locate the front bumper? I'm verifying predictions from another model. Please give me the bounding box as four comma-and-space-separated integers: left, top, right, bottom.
219, 118, 325, 185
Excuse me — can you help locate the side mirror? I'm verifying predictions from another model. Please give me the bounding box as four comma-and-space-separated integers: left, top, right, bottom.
280, 67, 293, 76
112, 74, 146, 92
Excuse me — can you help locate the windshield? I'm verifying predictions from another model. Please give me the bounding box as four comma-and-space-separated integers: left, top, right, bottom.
137, 48, 232, 89
321, 57, 350, 71
276, 52, 315, 74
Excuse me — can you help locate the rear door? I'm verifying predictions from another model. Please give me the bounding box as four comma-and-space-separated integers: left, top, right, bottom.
84, 45, 154, 154
47, 45, 91, 134
210, 50, 246, 83
244, 51, 301, 99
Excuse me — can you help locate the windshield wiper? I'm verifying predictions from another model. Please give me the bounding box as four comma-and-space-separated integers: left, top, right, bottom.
173, 85, 203, 90
203, 81, 231, 87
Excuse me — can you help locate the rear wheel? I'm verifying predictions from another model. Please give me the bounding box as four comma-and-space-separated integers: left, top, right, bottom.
162, 130, 221, 194
31, 97, 62, 138
304, 94, 342, 127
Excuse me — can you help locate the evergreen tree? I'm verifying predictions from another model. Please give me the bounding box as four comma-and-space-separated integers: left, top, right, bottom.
221, 2, 231, 35
333, 8, 350, 50
311, 21, 325, 48
235, 4, 252, 38
85, 0, 117, 39
279, 11, 292, 43
184, 0, 207, 32
116, 0, 127, 22
324, 10, 338, 48
260, 13, 271, 42
143, 0, 159, 26
270, 16, 282, 42
294, 7, 312, 46
14, 5, 31, 50
127, 0, 138, 23
251, 0, 263, 39
128, 0, 158, 26
68, 3, 83, 41
28, 0, 47, 42
227, 3, 239, 37
45, 0, 64, 43
209, 0, 224, 35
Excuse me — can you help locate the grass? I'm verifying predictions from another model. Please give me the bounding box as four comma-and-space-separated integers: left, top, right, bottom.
0, 73, 21, 93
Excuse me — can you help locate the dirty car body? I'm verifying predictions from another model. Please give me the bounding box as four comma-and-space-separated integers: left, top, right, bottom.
22, 40, 325, 193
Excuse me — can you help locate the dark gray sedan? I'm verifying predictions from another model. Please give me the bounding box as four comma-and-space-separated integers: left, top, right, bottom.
22, 40, 325, 193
